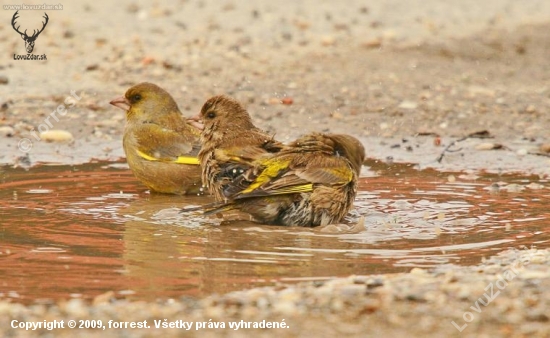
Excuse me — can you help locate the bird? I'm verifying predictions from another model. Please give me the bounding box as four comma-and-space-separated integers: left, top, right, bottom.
187, 95, 284, 201
184, 132, 366, 227
109, 82, 203, 195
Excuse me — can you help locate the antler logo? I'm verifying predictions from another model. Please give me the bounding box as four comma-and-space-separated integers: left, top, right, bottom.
11, 11, 49, 53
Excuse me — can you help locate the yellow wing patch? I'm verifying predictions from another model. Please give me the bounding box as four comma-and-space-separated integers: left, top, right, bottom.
268, 183, 313, 195
240, 158, 291, 194
137, 149, 200, 165
173, 156, 200, 165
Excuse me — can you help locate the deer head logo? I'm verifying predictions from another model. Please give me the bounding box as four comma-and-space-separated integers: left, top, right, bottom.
11, 11, 49, 54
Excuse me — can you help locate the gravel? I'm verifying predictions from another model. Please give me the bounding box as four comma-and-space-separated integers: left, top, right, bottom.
2, 249, 549, 337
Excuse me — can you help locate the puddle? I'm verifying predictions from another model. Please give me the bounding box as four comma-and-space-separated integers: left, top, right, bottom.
0, 160, 549, 304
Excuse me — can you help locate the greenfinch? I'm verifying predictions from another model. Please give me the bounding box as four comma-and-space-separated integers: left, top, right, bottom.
186, 132, 366, 227
110, 82, 203, 195
187, 95, 284, 201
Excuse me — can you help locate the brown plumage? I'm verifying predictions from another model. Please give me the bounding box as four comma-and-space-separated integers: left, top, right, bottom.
188, 95, 284, 201
186, 132, 366, 227
110, 82, 202, 194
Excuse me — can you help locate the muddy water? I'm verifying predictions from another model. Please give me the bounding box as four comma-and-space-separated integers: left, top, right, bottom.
0, 160, 548, 304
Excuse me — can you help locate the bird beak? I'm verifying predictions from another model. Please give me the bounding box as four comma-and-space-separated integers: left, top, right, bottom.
187, 114, 204, 130
109, 96, 131, 112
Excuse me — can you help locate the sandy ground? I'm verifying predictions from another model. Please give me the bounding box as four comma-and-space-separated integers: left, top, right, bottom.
2, 1, 550, 337
2, 0, 550, 172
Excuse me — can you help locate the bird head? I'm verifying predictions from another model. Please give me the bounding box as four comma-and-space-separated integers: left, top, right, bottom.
327, 134, 366, 176
188, 95, 257, 134
109, 82, 180, 122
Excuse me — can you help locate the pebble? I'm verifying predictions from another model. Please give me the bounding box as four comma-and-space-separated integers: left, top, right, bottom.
321, 35, 336, 46
475, 142, 502, 150
287, 82, 297, 89
137, 9, 148, 20
519, 271, 549, 279
63, 299, 88, 317
0, 126, 14, 137
410, 267, 427, 275
484, 183, 500, 193
525, 105, 537, 113
528, 252, 548, 265
272, 300, 298, 315
331, 111, 344, 119
468, 85, 495, 97
398, 100, 418, 110
516, 148, 528, 156
86, 64, 99, 71
501, 183, 525, 192
40, 130, 74, 142
0, 76, 8, 85
281, 97, 294, 105
92, 291, 114, 305
362, 38, 382, 49
141, 56, 155, 65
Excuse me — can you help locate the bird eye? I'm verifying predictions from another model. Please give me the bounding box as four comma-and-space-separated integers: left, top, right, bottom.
206, 111, 216, 119
131, 94, 141, 103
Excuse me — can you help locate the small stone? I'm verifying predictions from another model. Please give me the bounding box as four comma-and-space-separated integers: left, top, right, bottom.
526, 182, 544, 190
502, 184, 525, 192
484, 183, 501, 193
362, 38, 382, 49
339, 284, 366, 297
527, 252, 548, 264
519, 271, 548, 279
539, 144, 550, 153
525, 105, 536, 113
272, 300, 297, 315
92, 291, 115, 305
281, 97, 293, 105
293, 19, 311, 30
0, 76, 8, 85
127, 3, 139, 13
468, 85, 495, 97
141, 56, 155, 65
410, 267, 427, 275
63, 299, 88, 317
516, 148, 528, 156
398, 100, 417, 110
40, 130, 74, 143
137, 9, 148, 20
331, 111, 343, 119
86, 64, 99, 71
321, 35, 336, 46
287, 82, 297, 89
0, 126, 15, 137
475, 142, 502, 150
